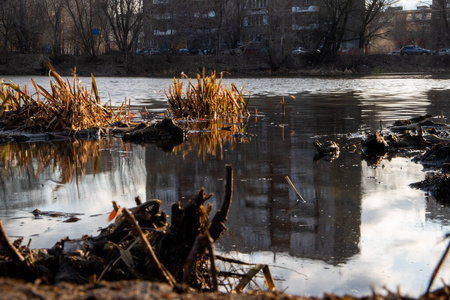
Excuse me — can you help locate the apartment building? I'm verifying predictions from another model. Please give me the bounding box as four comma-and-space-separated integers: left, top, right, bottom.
431, 0, 450, 48
143, 0, 217, 52
291, 0, 321, 49
369, 0, 450, 54
142, 0, 364, 54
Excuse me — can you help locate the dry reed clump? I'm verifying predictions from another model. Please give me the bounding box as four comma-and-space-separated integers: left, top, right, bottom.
164, 69, 250, 119
0, 63, 129, 133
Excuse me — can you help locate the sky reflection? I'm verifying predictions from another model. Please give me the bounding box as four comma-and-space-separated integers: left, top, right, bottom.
1, 76, 450, 297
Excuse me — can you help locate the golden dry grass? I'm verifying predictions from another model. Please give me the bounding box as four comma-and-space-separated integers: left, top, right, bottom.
0, 63, 129, 132
165, 69, 250, 119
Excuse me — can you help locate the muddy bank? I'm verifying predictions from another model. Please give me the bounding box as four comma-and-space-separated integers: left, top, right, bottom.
0, 277, 350, 300
2, 53, 450, 78
2, 277, 449, 299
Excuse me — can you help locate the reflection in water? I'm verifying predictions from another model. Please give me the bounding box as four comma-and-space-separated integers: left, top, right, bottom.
1, 139, 105, 186
2, 77, 450, 297
0, 139, 146, 249
175, 117, 251, 160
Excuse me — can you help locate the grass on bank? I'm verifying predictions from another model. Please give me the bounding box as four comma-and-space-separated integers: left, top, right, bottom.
164, 69, 250, 119
0, 63, 128, 132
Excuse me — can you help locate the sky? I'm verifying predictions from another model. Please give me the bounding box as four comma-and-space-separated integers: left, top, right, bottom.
397, 0, 430, 10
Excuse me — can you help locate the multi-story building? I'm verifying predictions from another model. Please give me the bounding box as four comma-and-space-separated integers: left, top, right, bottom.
291, 0, 321, 50
378, 5, 433, 53
431, 0, 450, 48
143, 0, 217, 52
142, 0, 365, 55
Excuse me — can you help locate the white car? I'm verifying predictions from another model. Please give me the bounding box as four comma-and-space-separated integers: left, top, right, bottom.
438, 48, 450, 55
292, 47, 307, 55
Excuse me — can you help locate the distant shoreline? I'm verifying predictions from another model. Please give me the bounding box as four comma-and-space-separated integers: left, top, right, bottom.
1, 53, 450, 78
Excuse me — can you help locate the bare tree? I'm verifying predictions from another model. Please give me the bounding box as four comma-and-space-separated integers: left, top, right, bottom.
318, 0, 356, 60
357, 0, 399, 54
0, 0, 15, 55
64, 0, 100, 56
209, 0, 229, 54
98, 0, 144, 53
410, 8, 432, 47
223, 0, 246, 50
431, 0, 450, 48
0, 0, 43, 54
14, 0, 31, 52
262, 0, 294, 71
36, 0, 65, 54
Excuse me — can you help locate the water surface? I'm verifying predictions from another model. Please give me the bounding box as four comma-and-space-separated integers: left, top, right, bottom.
1, 75, 450, 297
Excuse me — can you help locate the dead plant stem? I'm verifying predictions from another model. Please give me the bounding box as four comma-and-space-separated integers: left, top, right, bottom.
122, 208, 176, 287
0, 218, 25, 266
425, 238, 450, 295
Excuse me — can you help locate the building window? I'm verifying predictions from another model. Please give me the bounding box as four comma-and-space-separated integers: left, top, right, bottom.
250, 0, 268, 8
245, 14, 266, 26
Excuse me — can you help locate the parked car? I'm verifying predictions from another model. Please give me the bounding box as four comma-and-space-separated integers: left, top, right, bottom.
292, 47, 307, 55
177, 48, 190, 55
337, 48, 360, 55
136, 48, 148, 54
438, 48, 450, 55
388, 50, 400, 55
400, 45, 431, 55
136, 48, 162, 55
189, 49, 204, 55
148, 48, 162, 55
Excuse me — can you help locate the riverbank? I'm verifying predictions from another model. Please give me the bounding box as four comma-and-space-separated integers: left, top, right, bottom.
2, 52, 450, 78
3, 276, 450, 299
2, 277, 446, 300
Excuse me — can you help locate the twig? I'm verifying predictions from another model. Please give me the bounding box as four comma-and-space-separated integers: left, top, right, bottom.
209, 165, 233, 241
122, 208, 176, 287
182, 231, 219, 291
0, 218, 25, 266
425, 237, 450, 295
285, 176, 306, 203
97, 237, 142, 282
235, 264, 276, 292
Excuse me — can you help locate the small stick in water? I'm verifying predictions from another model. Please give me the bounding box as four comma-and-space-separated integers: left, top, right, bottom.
285, 176, 306, 203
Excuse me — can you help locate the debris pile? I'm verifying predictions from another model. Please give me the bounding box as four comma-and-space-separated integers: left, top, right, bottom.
0, 166, 236, 292
315, 115, 450, 202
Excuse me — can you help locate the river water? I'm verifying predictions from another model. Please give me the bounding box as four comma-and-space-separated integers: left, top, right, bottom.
1, 74, 450, 297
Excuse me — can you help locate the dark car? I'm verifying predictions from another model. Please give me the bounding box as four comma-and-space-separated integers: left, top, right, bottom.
400, 45, 431, 55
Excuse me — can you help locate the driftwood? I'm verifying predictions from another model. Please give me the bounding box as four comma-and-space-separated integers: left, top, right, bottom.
121, 118, 184, 151
209, 165, 233, 241
0, 220, 25, 266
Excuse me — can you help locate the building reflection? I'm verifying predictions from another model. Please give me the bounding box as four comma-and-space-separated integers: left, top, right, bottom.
423, 89, 450, 222
144, 92, 363, 265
